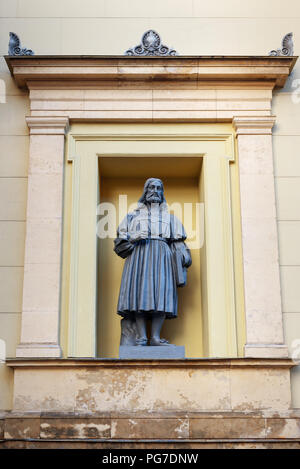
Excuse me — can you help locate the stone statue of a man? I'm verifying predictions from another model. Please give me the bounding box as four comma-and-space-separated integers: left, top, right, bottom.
113, 178, 192, 346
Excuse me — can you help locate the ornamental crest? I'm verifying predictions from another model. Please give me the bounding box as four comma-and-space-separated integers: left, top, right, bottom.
125, 30, 178, 56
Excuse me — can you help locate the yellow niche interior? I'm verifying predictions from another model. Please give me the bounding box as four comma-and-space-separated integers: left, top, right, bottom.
98, 163, 202, 358
60, 123, 246, 359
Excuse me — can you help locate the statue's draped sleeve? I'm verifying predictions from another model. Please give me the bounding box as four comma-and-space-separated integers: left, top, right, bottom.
169, 214, 192, 286
113, 213, 135, 259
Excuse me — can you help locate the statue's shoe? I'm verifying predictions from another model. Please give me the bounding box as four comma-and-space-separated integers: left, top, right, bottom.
135, 337, 148, 346
149, 338, 172, 346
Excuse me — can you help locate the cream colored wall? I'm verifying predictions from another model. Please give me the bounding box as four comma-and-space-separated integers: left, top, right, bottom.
1, 0, 300, 408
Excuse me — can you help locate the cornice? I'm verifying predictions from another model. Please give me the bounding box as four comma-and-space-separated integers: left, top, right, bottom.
5, 55, 297, 89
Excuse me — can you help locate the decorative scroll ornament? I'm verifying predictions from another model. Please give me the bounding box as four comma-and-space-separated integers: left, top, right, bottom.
268, 32, 294, 56
125, 30, 178, 56
8, 32, 34, 56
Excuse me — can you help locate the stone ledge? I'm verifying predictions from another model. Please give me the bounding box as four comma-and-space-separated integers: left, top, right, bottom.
1, 439, 300, 449
6, 357, 296, 369
2, 413, 300, 443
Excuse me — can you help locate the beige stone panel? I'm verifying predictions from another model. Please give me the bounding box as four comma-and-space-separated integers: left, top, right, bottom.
111, 418, 189, 439
217, 110, 270, 119
272, 93, 300, 136
242, 217, 279, 264
84, 100, 152, 112
283, 313, 300, 407
4, 418, 40, 440
239, 175, 277, 219
266, 419, 300, 439
281, 267, 300, 313
245, 310, 284, 345
0, 267, 23, 312
83, 90, 152, 100
13, 369, 76, 412
0, 18, 62, 55
30, 110, 153, 120
20, 311, 60, 344
31, 99, 152, 112
153, 99, 216, 111
244, 345, 289, 358
216, 100, 271, 111
0, 364, 13, 411
29, 90, 85, 100
0, 136, 29, 177
16, 344, 61, 358
24, 219, 61, 265
0, 178, 27, 221
40, 418, 111, 439
26, 174, 63, 219
11, 364, 293, 413
273, 136, 300, 177
153, 90, 216, 100
83, 100, 152, 111
0, 0, 18, 17
0, 313, 21, 357
238, 134, 274, 175
30, 100, 85, 111
0, 221, 25, 266
73, 368, 231, 412
230, 368, 291, 411
0, 96, 29, 136
216, 90, 272, 100
30, 89, 151, 101
190, 418, 266, 439
275, 178, 300, 220
22, 263, 60, 313
153, 110, 217, 120
278, 221, 300, 265
243, 261, 281, 313
28, 135, 64, 175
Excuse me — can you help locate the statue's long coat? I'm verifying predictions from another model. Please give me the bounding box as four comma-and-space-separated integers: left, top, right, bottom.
114, 203, 191, 319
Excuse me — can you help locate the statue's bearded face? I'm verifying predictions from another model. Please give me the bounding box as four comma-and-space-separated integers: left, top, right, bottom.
145, 180, 163, 203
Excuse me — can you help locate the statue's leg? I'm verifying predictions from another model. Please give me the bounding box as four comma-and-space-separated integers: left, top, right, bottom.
150, 313, 171, 346
135, 313, 148, 346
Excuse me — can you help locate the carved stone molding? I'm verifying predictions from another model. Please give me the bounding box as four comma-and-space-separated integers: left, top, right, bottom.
269, 32, 294, 56
233, 116, 276, 135
26, 116, 69, 135
125, 30, 177, 56
8, 32, 34, 56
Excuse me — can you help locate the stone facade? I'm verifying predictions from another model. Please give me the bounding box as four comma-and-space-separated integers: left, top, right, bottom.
1, 1, 300, 449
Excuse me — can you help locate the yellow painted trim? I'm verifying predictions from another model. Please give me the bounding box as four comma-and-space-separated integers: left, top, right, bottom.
61, 123, 245, 358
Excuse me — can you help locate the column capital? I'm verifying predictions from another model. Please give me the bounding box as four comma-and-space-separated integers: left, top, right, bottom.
233, 116, 276, 135
26, 116, 69, 135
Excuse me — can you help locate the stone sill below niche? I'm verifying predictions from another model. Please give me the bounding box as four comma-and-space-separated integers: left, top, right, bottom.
5, 357, 296, 369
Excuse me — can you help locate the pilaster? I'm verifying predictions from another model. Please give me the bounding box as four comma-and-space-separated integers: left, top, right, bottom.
16, 116, 69, 358
233, 116, 288, 358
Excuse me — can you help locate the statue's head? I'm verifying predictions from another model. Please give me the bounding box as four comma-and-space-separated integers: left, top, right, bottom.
139, 178, 165, 204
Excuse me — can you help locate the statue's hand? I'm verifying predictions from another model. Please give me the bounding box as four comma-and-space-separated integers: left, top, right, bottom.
113, 238, 135, 258
182, 246, 192, 268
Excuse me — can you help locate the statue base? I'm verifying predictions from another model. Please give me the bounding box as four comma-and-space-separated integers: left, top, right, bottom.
119, 345, 185, 359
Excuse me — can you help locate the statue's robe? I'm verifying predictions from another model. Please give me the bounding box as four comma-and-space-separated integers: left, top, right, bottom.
114, 203, 191, 319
